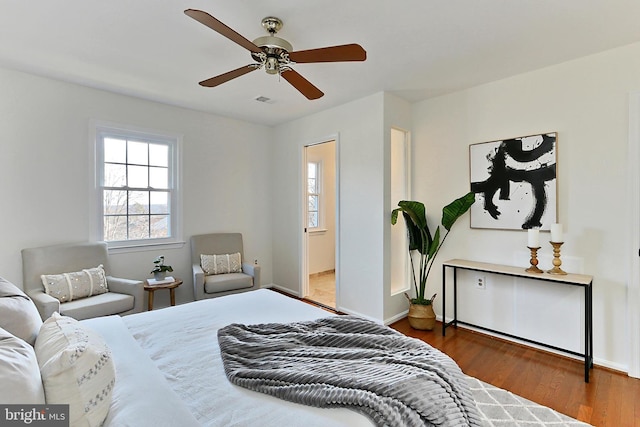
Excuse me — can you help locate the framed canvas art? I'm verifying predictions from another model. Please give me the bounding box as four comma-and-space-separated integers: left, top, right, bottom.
469, 132, 557, 230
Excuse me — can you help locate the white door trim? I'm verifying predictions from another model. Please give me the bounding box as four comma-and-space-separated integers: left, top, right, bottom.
301, 134, 340, 307
301, 144, 310, 299
628, 91, 640, 378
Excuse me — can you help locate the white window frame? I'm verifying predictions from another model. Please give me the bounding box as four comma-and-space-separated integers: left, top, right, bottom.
307, 161, 323, 230
91, 121, 183, 252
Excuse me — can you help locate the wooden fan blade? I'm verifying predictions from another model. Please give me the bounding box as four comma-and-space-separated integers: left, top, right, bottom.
185, 9, 261, 53
288, 43, 366, 63
199, 65, 258, 87
281, 69, 324, 100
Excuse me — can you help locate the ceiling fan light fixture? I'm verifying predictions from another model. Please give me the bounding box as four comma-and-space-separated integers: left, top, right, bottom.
264, 56, 279, 74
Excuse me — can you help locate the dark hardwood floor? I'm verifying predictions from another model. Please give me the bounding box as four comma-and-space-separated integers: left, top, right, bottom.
389, 318, 640, 427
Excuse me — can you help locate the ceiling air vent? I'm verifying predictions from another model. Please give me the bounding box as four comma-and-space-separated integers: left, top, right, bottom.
254, 96, 274, 104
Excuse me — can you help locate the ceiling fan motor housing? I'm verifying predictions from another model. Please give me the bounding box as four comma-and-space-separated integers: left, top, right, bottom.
251, 35, 293, 75
252, 35, 293, 53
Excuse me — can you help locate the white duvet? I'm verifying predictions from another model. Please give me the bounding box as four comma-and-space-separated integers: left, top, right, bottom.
83, 289, 374, 427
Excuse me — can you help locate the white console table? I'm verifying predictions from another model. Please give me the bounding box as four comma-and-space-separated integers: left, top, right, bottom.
441, 259, 593, 382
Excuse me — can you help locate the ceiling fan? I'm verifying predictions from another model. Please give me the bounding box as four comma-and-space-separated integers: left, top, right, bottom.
184, 9, 367, 100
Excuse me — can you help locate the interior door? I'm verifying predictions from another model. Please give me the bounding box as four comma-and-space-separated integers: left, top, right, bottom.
303, 140, 337, 308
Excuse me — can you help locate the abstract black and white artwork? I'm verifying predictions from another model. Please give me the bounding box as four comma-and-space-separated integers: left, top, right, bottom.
470, 133, 557, 230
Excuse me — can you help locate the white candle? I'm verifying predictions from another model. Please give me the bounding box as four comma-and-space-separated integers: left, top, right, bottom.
550, 223, 563, 242
527, 229, 539, 247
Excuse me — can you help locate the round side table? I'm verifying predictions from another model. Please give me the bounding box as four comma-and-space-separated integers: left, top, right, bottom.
144, 278, 183, 311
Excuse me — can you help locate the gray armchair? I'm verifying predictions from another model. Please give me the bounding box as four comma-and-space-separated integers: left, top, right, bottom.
191, 233, 261, 300
21, 242, 144, 320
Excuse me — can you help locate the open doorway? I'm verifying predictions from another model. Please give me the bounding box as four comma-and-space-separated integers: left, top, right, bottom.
304, 140, 337, 309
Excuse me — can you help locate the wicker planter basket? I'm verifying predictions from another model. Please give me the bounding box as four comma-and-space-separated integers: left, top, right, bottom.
407, 303, 436, 330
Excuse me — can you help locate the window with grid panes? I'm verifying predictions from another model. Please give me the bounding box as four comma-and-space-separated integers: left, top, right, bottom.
95, 126, 179, 248
307, 162, 320, 229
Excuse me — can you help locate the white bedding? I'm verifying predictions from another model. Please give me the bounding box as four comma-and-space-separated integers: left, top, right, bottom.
84, 289, 374, 427
83, 289, 591, 427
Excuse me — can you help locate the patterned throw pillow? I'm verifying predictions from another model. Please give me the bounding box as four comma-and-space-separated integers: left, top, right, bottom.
41, 265, 109, 303
201, 253, 242, 275
35, 313, 115, 427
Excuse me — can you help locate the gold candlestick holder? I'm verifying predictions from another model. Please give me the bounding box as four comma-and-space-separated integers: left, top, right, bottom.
525, 246, 543, 273
547, 242, 567, 275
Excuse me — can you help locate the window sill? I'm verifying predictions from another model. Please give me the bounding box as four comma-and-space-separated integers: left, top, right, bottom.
107, 241, 186, 254
309, 228, 328, 235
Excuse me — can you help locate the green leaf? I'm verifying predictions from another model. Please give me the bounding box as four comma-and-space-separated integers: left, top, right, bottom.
391, 208, 400, 225
392, 201, 430, 254
442, 192, 476, 231
403, 212, 423, 252
397, 200, 427, 229
428, 226, 440, 258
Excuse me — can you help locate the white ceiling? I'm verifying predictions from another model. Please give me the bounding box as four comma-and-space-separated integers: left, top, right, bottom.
2, 1, 640, 126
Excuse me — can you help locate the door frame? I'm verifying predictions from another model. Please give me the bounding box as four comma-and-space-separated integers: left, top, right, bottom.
628, 91, 640, 378
301, 134, 340, 307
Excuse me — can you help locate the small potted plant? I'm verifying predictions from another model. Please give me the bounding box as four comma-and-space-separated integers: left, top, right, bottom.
150, 256, 173, 281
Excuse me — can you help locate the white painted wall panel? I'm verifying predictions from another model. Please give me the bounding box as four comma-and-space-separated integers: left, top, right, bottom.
0, 67, 272, 306
412, 41, 640, 371
273, 93, 385, 320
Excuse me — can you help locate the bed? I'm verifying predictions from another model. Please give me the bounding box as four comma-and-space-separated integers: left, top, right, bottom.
88, 289, 591, 427
2, 282, 591, 426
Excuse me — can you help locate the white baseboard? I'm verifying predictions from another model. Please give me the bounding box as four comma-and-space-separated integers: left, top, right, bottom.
384, 310, 409, 326
335, 306, 382, 324
264, 283, 300, 298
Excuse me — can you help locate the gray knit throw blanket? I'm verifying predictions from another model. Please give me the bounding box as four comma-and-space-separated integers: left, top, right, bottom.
218, 315, 482, 427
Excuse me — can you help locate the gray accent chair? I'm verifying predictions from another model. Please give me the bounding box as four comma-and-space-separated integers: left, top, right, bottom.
191, 233, 261, 300
21, 242, 145, 320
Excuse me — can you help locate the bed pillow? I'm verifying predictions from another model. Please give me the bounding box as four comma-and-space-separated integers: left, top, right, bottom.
35, 313, 115, 427
41, 265, 109, 303
201, 253, 242, 275
0, 276, 42, 345
0, 327, 46, 404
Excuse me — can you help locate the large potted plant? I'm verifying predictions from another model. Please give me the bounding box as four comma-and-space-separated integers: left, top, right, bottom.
391, 192, 475, 330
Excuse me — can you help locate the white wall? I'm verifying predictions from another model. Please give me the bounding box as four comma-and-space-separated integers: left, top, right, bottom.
272, 93, 386, 320
307, 141, 336, 275
271, 91, 412, 324
0, 67, 273, 307
411, 41, 640, 371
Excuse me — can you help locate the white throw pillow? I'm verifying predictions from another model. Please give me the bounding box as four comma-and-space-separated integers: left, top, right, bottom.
0, 276, 43, 345
41, 265, 109, 303
0, 327, 45, 404
201, 253, 242, 275
35, 313, 115, 427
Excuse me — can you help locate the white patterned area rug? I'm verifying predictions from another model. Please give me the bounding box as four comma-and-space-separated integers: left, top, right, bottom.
468, 377, 593, 426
